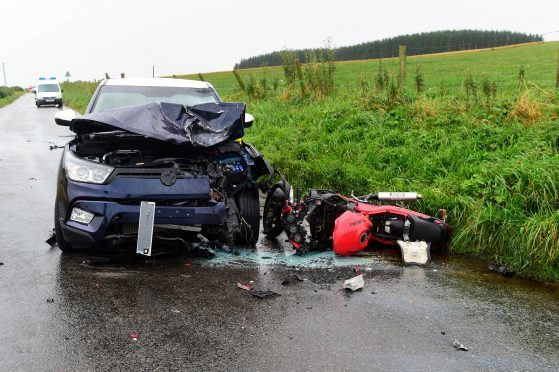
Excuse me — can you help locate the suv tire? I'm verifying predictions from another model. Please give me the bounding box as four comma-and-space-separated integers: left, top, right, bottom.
235, 186, 260, 245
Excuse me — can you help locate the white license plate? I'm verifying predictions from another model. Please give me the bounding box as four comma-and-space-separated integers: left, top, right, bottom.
137, 201, 156, 256
45, 99, 54, 102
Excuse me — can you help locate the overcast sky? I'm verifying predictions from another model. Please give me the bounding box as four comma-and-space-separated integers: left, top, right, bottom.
1, 0, 558, 87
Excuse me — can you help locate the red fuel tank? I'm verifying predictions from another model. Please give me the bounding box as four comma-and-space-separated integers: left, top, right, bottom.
332, 211, 372, 256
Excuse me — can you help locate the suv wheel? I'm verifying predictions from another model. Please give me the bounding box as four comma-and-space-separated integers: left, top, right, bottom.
235, 186, 260, 245
54, 199, 73, 252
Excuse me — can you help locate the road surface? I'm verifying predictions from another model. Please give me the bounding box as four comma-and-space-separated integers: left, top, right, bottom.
1, 94, 558, 371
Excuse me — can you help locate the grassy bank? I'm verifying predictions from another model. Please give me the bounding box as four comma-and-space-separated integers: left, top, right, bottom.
0, 86, 26, 108
61, 42, 559, 279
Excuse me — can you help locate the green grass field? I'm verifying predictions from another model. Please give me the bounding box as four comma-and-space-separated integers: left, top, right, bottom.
62, 42, 559, 280
175, 42, 559, 97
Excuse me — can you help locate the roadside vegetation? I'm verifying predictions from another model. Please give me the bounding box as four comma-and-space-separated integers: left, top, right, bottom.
0, 86, 25, 108
62, 42, 559, 280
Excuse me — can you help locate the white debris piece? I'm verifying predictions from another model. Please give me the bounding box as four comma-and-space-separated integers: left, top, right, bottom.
397, 240, 431, 265
343, 274, 364, 291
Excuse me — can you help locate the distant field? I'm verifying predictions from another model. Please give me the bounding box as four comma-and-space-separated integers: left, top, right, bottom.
175, 42, 559, 98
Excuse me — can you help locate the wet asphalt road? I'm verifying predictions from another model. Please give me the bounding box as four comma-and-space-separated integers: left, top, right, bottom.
1, 94, 558, 371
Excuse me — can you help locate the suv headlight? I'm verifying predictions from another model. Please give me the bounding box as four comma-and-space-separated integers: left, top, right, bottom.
64, 148, 114, 184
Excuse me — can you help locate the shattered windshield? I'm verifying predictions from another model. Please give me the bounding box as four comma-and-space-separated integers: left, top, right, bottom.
91, 85, 219, 113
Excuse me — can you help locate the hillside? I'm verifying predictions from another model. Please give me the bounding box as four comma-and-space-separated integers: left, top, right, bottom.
235, 30, 542, 69
175, 41, 558, 97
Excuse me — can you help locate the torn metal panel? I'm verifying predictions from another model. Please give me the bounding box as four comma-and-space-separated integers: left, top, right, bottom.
70, 101, 246, 147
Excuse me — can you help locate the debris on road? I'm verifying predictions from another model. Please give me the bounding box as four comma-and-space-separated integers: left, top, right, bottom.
128, 332, 140, 341
249, 290, 281, 299
488, 262, 515, 277
281, 274, 305, 286
28, 177, 37, 181
171, 309, 181, 314
46, 298, 55, 303
45, 230, 57, 247
441, 331, 446, 336
453, 339, 468, 351
48, 145, 64, 150
343, 274, 364, 291
0, 262, 4, 266
237, 282, 254, 291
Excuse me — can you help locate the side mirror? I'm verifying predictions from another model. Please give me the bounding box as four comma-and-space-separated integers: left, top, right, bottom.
54, 109, 78, 126
245, 113, 254, 128
32, 89, 36, 94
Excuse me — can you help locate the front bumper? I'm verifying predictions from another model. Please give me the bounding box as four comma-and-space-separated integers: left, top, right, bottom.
37, 97, 62, 106
57, 176, 226, 249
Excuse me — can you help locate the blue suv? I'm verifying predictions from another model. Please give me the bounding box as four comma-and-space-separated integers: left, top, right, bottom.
53, 78, 273, 252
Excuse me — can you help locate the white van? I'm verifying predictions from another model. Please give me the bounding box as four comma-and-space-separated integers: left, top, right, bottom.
35, 77, 63, 108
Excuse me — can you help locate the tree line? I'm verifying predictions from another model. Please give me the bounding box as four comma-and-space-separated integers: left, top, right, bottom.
235, 30, 542, 69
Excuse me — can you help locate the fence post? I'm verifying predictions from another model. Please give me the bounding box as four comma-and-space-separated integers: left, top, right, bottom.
556, 49, 559, 89
295, 59, 306, 94
198, 73, 205, 81
398, 45, 407, 90
120, 73, 125, 78
232, 70, 246, 92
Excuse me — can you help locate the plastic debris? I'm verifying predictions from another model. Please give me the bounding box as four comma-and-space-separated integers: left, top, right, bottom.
343, 274, 364, 291
171, 309, 181, 314
397, 240, 431, 265
249, 290, 280, 299
46, 298, 54, 303
281, 274, 305, 286
237, 282, 253, 291
0, 262, 4, 266
128, 332, 140, 341
453, 339, 468, 351
45, 229, 57, 247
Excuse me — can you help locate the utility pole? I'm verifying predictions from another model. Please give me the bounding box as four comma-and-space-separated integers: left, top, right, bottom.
152, 65, 155, 78
2, 62, 6, 86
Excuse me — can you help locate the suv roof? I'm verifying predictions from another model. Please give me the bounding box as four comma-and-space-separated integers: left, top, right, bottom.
102, 78, 213, 89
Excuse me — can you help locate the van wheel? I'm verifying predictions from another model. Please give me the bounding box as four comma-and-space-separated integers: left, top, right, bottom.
54, 199, 73, 252
235, 186, 260, 245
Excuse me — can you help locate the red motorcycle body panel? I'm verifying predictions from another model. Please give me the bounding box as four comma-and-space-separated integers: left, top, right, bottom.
332, 211, 372, 256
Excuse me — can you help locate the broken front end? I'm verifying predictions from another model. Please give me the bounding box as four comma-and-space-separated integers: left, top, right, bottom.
54, 102, 273, 252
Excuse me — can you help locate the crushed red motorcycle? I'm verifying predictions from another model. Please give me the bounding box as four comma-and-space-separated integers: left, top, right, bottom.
263, 181, 451, 264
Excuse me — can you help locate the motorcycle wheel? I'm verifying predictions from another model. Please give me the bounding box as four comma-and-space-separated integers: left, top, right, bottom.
263, 184, 286, 238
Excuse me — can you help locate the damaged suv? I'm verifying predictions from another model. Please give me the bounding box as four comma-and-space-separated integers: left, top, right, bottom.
53, 78, 273, 252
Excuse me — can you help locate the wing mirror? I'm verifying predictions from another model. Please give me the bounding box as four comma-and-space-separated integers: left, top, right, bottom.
245, 113, 254, 128
54, 109, 78, 126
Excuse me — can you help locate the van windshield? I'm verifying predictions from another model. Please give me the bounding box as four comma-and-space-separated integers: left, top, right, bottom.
92, 85, 219, 113
38, 84, 60, 93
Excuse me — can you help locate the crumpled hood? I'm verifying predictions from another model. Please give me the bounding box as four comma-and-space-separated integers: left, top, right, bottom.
70, 101, 246, 147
